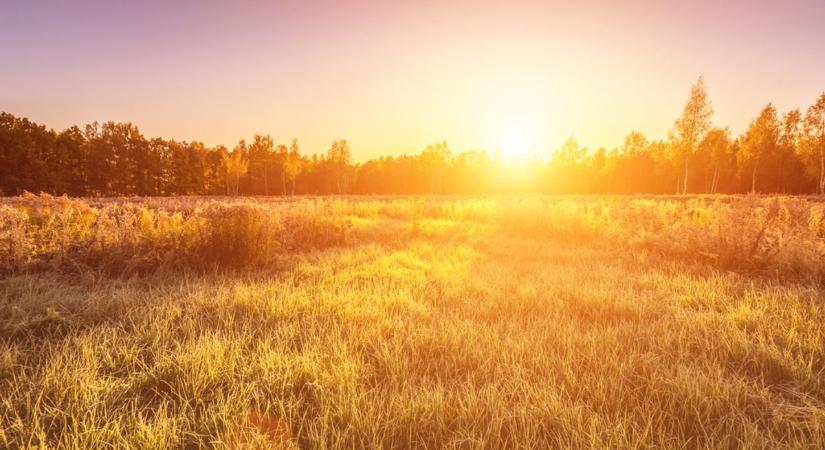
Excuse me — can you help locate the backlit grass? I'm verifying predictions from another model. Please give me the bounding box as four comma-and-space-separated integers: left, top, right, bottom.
0, 195, 824, 448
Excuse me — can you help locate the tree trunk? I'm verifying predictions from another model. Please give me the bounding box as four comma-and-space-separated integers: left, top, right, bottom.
819, 152, 825, 195
751, 164, 758, 194
711, 166, 719, 194
682, 157, 689, 195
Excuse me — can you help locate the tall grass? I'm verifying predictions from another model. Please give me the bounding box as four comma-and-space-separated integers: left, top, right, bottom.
0, 193, 824, 447
3, 193, 825, 280
0, 193, 350, 274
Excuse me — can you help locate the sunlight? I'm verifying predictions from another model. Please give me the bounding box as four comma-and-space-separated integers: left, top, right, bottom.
494, 117, 537, 163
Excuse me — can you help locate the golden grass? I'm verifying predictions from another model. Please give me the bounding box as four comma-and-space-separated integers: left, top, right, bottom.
0, 194, 824, 448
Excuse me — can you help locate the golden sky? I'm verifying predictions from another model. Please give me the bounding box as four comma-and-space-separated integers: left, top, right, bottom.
3, 0, 825, 160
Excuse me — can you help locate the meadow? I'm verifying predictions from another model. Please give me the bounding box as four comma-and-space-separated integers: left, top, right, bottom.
1, 193, 824, 448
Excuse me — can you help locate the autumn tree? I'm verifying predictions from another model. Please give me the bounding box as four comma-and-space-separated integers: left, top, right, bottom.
697, 128, 732, 194
671, 76, 713, 194
247, 135, 275, 195
738, 104, 779, 193
777, 109, 804, 193
223, 141, 248, 195
420, 141, 451, 193
327, 140, 352, 194
283, 139, 303, 195
802, 92, 825, 194
0, 113, 54, 194
94, 122, 145, 195
613, 131, 655, 193
53, 125, 86, 195
549, 138, 588, 193
82, 122, 111, 196
4, 85, 825, 197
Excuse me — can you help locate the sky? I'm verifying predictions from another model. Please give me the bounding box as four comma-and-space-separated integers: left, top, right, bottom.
2, 0, 825, 161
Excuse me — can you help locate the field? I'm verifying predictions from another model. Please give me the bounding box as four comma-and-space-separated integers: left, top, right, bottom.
1, 193, 824, 448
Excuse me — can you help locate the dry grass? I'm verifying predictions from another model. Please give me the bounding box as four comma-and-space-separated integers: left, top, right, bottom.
0, 194, 824, 448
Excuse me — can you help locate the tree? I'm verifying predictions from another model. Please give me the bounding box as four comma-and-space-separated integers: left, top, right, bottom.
739, 104, 779, 193
777, 109, 804, 193
612, 131, 655, 193
82, 122, 111, 196
247, 134, 275, 195
97, 122, 144, 195
549, 138, 589, 193
698, 128, 732, 194
0, 113, 53, 195
55, 126, 87, 195
327, 140, 352, 194
4, 87, 825, 197
802, 92, 825, 194
420, 141, 451, 193
672, 76, 713, 194
273, 143, 288, 194
283, 139, 303, 195
223, 141, 248, 195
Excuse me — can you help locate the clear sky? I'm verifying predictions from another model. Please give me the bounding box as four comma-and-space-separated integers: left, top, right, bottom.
2, 0, 824, 161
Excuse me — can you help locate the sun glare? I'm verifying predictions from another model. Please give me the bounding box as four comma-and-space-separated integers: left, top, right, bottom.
494, 118, 537, 163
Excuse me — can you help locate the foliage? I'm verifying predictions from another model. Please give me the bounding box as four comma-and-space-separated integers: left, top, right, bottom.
672, 76, 714, 194
3, 86, 825, 196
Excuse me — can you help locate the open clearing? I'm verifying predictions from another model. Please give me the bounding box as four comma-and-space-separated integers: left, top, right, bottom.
1, 195, 824, 448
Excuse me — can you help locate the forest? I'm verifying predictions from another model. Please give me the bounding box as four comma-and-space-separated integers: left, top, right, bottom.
2, 79, 825, 197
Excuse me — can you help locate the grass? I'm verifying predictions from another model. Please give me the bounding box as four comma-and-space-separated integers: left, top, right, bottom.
0, 194, 824, 448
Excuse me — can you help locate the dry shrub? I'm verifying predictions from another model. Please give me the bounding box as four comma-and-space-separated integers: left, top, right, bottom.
0, 193, 97, 271
686, 197, 825, 279
0, 195, 350, 274
495, 198, 611, 241
494, 195, 825, 282
84, 202, 196, 272
277, 206, 349, 252
193, 201, 349, 268
196, 203, 279, 268
0, 204, 29, 270
2, 193, 824, 281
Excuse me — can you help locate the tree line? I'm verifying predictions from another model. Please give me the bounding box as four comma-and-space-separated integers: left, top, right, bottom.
2, 78, 825, 196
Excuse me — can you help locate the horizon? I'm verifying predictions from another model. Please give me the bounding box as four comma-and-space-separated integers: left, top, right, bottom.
5, 2, 825, 446
3, 0, 825, 162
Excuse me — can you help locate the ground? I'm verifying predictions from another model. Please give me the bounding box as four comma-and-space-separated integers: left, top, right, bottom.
0, 196, 824, 448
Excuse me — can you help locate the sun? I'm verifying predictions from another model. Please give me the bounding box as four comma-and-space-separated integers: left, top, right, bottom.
494, 117, 537, 163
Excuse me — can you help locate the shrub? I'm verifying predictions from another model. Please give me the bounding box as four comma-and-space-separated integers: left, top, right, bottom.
1, 194, 824, 281
0, 196, 352, 274
195, 203, 279, 268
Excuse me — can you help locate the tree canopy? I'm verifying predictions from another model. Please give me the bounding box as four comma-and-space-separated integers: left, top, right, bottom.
2, 83, 825, 196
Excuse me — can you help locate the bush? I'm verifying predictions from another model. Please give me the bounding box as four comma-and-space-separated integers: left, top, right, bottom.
0, 195, 351, 274
1, 194, 824, 281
